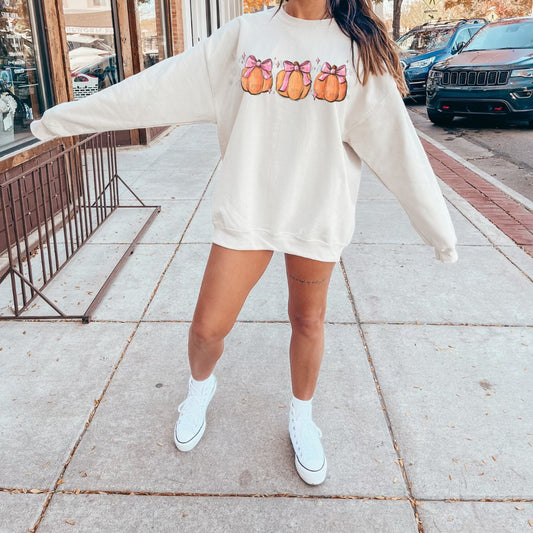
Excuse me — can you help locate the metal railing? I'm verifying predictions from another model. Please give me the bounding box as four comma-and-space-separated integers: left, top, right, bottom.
0, 131, 160, 322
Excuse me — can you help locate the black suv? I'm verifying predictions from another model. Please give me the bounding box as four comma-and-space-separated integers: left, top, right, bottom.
426, 17, 533, 126
397, 19, 487, 98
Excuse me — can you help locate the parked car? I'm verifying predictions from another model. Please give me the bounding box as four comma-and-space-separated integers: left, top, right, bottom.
426, 17, 533, 127
397, 19, 487, 98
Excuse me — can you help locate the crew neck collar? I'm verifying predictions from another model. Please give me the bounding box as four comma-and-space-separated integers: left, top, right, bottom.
275, 4, 334, 25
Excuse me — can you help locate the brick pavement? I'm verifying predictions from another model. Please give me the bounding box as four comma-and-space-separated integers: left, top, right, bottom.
422, 138, 533, 257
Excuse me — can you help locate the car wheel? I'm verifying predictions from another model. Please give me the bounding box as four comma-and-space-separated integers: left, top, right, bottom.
529, 119, 533, 129
427, 108, 455, 126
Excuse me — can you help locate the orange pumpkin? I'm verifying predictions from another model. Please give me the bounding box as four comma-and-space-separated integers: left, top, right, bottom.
314, 62, 347, 102
241, 55, 273, 95
275, 60, 312, 100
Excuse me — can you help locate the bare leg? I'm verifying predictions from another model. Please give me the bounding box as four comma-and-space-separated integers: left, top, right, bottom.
189, 243, 274, 380
285, 253, 336, 400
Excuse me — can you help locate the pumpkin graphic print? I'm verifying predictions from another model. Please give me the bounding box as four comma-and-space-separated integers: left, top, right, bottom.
275, 60, 312, 100
241, 55, 273, 95
314, 62, 347, 102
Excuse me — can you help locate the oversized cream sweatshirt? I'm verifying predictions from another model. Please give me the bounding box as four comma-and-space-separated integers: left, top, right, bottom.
30, 5, 458, 263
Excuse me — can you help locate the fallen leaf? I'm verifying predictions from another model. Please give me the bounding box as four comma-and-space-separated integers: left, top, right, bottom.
65, 520, 75, 525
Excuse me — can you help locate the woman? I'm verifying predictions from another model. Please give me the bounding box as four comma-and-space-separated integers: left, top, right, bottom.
30, 0, 458, 486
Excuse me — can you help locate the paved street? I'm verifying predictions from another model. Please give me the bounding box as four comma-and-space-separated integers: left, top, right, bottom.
0, 123, 532, 532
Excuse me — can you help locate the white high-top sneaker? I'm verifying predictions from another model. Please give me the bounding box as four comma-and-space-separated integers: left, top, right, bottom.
174, 375, 217, 452
289, 400, 327, 485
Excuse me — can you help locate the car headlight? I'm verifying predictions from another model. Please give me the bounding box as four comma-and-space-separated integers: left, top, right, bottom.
510, 68, 533, 78
428, 68, 442, 81
410, 57, 436, 69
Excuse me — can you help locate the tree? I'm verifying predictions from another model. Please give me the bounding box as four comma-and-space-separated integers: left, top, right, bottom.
443, 0, 532, 18
402, 0, 430, 31
374, 0, 404, 40
392, 0, 404, 40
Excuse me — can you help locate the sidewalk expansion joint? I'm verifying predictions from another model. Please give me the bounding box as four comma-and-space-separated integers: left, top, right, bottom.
339, 258, 424, 532
54, 489, 411, 500
4, 486, 532, 504
418, 497, 533, 503
29, 158, 221, 532
359, 321, 532, 328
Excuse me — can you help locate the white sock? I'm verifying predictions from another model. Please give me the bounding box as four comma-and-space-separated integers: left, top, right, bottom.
291, 395, 313, 419
191, 374, 214, 388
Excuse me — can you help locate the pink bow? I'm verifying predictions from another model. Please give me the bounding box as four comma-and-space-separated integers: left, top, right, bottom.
243, 55, 272, 79
279, 60, 312, 92
318, 62, 346, 83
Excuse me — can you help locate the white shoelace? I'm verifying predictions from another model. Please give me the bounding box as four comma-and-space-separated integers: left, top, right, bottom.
291, 415, 323, 457
177, 380, 212, 423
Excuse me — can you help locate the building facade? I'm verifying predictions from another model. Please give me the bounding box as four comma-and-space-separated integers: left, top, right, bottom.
0, 0, 242, 169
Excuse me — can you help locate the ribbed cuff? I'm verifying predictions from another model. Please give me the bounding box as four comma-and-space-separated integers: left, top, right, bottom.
30, 119, 57, 141
435, 246, 458, 263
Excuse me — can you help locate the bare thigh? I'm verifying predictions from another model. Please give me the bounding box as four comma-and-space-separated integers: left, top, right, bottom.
192, 243, 274, 338
285, 253, 336, 324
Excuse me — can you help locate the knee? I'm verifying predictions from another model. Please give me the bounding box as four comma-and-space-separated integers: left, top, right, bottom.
288, 309, 325, 337
189, 319, 226, 347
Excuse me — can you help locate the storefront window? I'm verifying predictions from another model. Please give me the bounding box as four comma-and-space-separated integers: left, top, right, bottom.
138, 0, 169, 69
0, 0, 49, 152
62, 0, 120, 100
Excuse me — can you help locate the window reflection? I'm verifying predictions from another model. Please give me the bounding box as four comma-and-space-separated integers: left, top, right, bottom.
0, 0, 45, 149
138, 0, 167, 69
63, 0, 119, 99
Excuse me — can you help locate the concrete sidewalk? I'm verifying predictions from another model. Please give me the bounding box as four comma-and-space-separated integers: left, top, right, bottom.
1, 123, 532, 532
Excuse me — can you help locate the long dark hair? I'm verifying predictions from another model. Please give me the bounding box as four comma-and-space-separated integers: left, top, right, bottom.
275, 0, 409, 97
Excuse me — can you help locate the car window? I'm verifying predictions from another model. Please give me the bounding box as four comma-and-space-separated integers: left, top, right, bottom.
464, 21, 533, 51
468, 26, 483, 38
397, 28, 455, 52
453, 28, 472, 49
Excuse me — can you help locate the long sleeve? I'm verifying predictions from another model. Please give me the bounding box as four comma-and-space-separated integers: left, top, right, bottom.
30, 18, 240, 141
344, 73, 458, 263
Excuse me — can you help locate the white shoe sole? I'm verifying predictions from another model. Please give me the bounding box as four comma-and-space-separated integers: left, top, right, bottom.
173, 378, 217, 452
294, 454, 327, 485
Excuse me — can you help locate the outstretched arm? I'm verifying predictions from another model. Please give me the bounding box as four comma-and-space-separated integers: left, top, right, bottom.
345, 73, 458, 263
30, 18, 240, 141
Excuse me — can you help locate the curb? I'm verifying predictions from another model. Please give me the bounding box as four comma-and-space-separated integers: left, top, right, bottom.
418, 130, 533, 258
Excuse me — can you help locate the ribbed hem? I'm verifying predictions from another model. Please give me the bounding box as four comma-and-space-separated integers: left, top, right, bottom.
435, 246, 458, 263
212, 224, 342, 262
